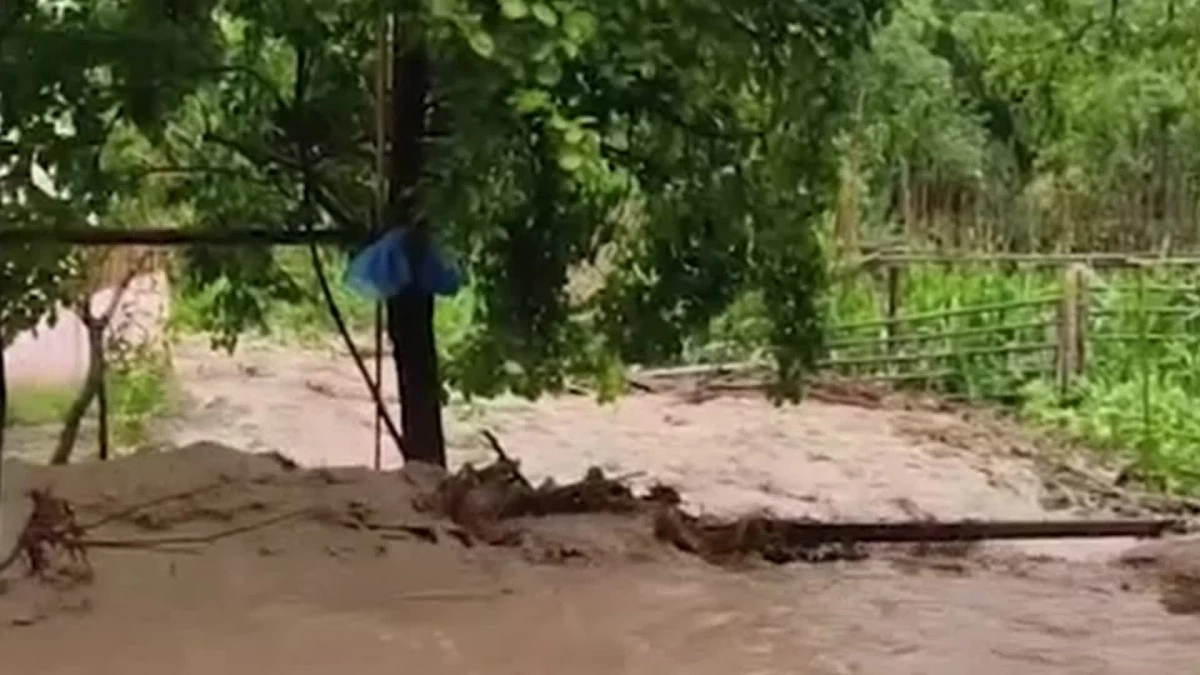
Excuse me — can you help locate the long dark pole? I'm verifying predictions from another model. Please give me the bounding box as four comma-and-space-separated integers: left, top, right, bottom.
386, 17, 446, 467
96, 348, 109, 461
372, 10, 390, 471
0, 341, 7, 492
739, 517, 1183, 544
0, 227, 358, 247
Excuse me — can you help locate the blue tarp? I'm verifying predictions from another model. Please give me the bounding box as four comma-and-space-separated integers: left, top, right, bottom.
345, 229, 463, 300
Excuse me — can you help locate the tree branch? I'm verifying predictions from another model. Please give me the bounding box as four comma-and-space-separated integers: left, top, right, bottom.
204, 132, 305, 173
100, 251, 153, 326
204, 132, 367, 232
77, 250, 152, 331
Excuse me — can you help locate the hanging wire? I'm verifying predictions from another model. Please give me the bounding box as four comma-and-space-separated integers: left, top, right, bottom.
371, 9, 390, 471
307, 238, 406, 458
293, 38, 406, 461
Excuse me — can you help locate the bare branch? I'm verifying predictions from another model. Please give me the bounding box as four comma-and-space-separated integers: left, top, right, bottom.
97, 250, 154, 327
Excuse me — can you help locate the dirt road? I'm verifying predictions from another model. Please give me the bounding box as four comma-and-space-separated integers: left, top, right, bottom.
2, 341, 1199, 674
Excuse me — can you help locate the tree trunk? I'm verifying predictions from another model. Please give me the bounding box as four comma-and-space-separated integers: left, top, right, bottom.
387, 23, 446, 467
49, 322, 104, 466
1, 338, 7, 485
97, 346, 110, 461
387, 293, 445, 466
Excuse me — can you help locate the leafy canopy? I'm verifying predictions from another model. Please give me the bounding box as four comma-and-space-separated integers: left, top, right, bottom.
0, 0, 212, 342
2, 0, 889, 399
157, 0, 888, 397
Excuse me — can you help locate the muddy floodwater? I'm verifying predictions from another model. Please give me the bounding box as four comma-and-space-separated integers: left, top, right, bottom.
3, 341, 1199, 674
5, 545, 1198, 675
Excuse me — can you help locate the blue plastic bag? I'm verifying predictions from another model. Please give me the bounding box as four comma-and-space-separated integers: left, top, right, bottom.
414, 244, 463, 296
345, 229, 462, 300
345, 230, 411, 300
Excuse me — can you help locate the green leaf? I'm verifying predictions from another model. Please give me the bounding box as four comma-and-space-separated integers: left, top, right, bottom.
530, 3, 558, 27
467, 30, 496, 58
499, 0, 529, 20
557, 150, 584, 171
511, 88, 552, 113
429, 0, 458, 18
562, 10, 597, 43
535, 60, 562, 86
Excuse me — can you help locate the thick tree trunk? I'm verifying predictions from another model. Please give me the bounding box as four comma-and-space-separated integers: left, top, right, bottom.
387, 25, 446, 467
50, 322, 104, 466
386, 293, 445, 466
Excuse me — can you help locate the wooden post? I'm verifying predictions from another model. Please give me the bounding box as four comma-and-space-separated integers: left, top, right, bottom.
884, 264, 901, 358
1137, 267, 1151, 444
1075, 265, 1089, 381
387, 18, 447, 467
97, 348, 110, 461
0, 337, 6, 490
371, 10, 390, 472
1056, 263, 1089, 395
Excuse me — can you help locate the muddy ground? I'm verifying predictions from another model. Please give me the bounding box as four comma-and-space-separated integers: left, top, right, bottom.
3, 340, 1200, 674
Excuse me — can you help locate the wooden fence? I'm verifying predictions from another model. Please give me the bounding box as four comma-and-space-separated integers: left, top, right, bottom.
824, 253, 1200, 444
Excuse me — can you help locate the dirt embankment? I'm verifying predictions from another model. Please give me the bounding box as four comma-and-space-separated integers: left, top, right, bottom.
1, 438, 1199, 675
0, 441, 673, 622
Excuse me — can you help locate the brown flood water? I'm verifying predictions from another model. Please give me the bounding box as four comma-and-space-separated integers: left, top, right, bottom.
5, 547, 1198, 675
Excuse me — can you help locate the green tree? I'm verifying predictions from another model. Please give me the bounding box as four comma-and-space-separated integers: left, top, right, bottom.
151, 0, 890, 467
840, 0, 1200, 251
1, 0, 217, 459
1, 1, 888, 467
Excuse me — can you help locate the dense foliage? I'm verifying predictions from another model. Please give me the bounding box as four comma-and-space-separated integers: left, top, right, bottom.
0, 0, 214, 342
113, 0, 887, 399
8, 0, 1200, 482
2, 0, 892, 464
840, 0, 1200, 252
813, 0, 1200, 494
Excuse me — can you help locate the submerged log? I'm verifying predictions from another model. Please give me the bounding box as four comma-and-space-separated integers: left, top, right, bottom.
709, 517, 1183, 545
655, 510, 1186, 564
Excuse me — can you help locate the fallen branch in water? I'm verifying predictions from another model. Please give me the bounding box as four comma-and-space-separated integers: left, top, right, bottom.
0, 489, 91, 577
652, 506, 1184, 564
429, 453, 1187, 566
79, 482, 229, 531
75, 508, 312, 549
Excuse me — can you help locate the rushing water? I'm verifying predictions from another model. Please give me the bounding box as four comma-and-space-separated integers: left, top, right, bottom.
9, 549, 1195, 675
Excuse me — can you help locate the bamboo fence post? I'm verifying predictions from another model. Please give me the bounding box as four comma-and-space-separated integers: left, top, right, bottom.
1056, 263, 1089, 395
1137, 267, 1152, 446
1076, 265, 1090, 381
885, 264, 901, 359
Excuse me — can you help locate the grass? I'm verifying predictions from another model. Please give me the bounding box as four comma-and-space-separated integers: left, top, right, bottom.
658, 256, 1200, 495
6, 384, 78, 427
820, 263, 1200, 495
5, 349, 179, 450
